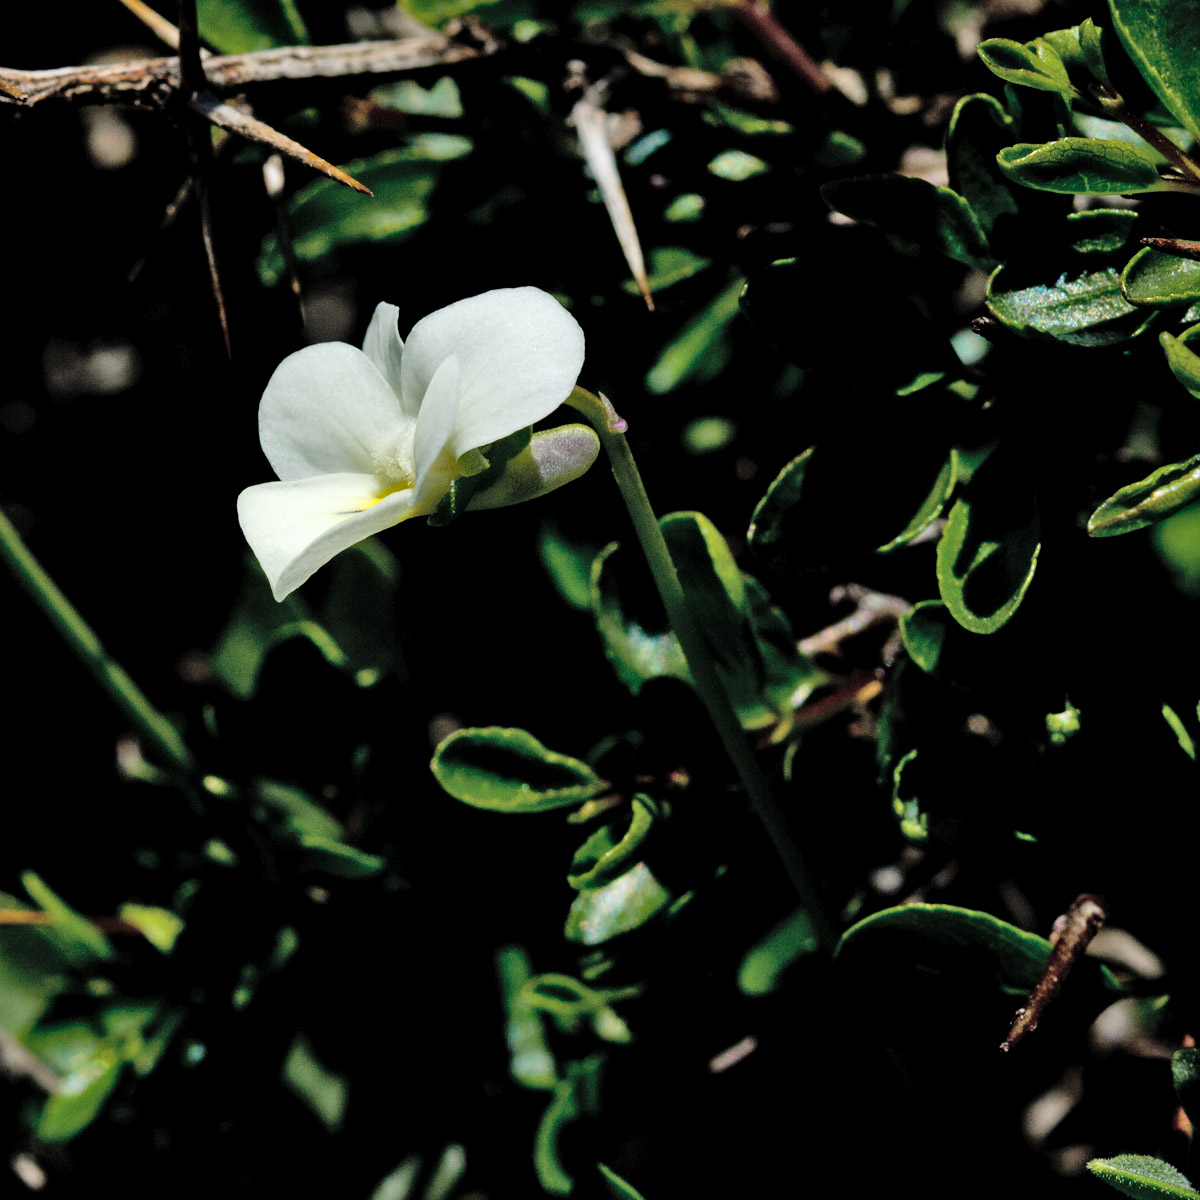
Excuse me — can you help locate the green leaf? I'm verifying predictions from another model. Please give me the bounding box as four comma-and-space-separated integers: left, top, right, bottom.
564, 863, 671, 946
402, 0, 540, 31
749, 442, 958, 569
117, 904, 184, 953
987, 262, 1153, 347
1162, 703, 1196, 759
37, 1057, 123, 1142
296, 835, 386, 879
737, 908, 818, 995
945, 94, 1020, 240
1123, 249, 1200, 307
997, 138, 1161, 194
936, 448, 1040, 633
522, 975, 636, 1043
1067, 208, 1140, 255
1173, 1048, 1200, 1126
622, 246, 712, 295
1109, 0, 1200, 138
257, 139, 472, 285
283, 1034, 348, 1131
891, 748, 928, 842
599, 1164, 647, 1200
645, 278, 743, 394
497, 946, 556, 1091
977, 38, 1077, 95
1087, 1155, 1200, 1200
538, 521, 600, 611
1080, 18, 1113, 87
839, 903, 1121, 995
431, 727, 608, 813
1088, 453, 1200, 536
1162, 325, 1200, 397
568, 797, 660, 889
820, 175, 992, 269
593, 512, 823, 729
197, 0, 308, 54
22, 872, 113, 964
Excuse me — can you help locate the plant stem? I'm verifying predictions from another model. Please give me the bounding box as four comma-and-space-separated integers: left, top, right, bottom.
566, 388, 836, 952
0, 506, 198, 777
1096, 89, 1200, 183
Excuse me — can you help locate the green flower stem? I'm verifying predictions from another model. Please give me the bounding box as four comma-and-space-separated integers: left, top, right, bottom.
0, 506, 198, 777
566, 387, 835, 952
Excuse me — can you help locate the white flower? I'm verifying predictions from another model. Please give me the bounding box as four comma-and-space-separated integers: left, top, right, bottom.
237, 287, 596, 601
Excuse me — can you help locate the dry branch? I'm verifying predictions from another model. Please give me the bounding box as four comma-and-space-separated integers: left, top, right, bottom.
0, 36, 493, 110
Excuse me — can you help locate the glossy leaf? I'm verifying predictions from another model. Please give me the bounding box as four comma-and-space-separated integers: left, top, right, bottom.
936, 448, 1040, 633
1162, 325, 1200, 397
568, 796, 659, 889
820, 175, 992, 269
900, 601, 950, 675
737, 908, 818, 995
198, 0, 308, 54
945, 94, 1020, 241
431, 727, 608, 813
564, 863, 671, 946
977, 38, 1076, 95
838, 903, 1123, 995
1066, 208, 1139, 255
987, 262, 1153, 347
1123, 249, 1200, 306
997, 138, 1161, 194
749, 441, 957, 570
258, 139, 472, 285
1080, 18, 1113, 87
1087, 1155, 1200, 1200
1088, 453, 1200, 536
1109, 0, 1200, 138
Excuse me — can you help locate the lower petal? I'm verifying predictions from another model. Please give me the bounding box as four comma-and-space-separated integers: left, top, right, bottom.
237, 472, 430, 601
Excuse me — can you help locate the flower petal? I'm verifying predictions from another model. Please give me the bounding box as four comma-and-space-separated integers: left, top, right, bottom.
237, 473, 431, 601
466, 424, 600, 510
260, 342, 403, 480
361, 302, 413, 417
412, 354, 461, 501
400, 287, 585, 460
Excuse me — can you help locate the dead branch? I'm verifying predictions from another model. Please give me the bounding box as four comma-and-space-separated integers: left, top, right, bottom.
0, 35, 493, 110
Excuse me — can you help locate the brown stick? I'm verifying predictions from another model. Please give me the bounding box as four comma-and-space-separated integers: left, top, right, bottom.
0, 37, 492, 109
1000, 894, 1107, 1052
732, 2, 831, 96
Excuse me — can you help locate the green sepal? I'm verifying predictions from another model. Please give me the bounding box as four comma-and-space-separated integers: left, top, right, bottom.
431, 727, 608, 813
564, 863, 672, 946
568, 796, 661, 889
1162, 325, 1200, 397
996, 138, 1161, 194
1087, 1155, 1200, 1200
427, 427, 530, 526
820, 175, 992, 269
977, 38, 1077, 96
1123, 249, 1200, 307
1089, 453, 1200, 536
936, 447, 1040, 634
1108, 0, 1200, 138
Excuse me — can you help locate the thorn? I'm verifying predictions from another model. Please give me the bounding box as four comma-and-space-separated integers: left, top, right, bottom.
190, 91, 373, 195
1140, 237, 1200, 263
0, 77, 28, 102
569, 84, 653, 312
185, 120, 232, 359
176, 0, 206, 95
129, 174, 194, 282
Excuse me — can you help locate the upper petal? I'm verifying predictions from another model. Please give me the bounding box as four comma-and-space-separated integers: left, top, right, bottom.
399, 287, 585, 460
361, 302, 413, 418
237, 473, 431, 601
412, 354, 460, 500
259, 342, 404, 481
